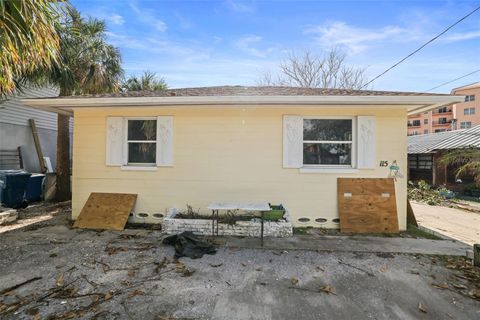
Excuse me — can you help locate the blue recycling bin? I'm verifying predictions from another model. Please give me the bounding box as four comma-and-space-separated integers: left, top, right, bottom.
0, 170, 32, 208
25, 174, 45, 202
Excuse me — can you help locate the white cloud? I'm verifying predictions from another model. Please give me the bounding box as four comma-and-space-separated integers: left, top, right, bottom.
225, 0, 254, 13
306, 18, 480, 55
129, 3, 167, 32
442, 30, 480, 42
108, 14, 125, 25
106, 32, 210, 59
235, 35, 277, 58
305, 21, 406, 54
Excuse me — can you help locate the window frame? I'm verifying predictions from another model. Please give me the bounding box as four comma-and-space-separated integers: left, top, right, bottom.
465, 95, 475, 102
409, 154, 433, 170
464, 107, 475, 115
302, 116, 356, 169
123, 117, 157, 167
460, 121, 472, 129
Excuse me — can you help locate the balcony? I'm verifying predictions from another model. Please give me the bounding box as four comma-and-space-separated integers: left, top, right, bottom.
432, 120, 452, 126
432, 108, 453, 115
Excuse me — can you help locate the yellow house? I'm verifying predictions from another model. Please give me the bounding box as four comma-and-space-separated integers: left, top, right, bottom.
24, 86, 462, 230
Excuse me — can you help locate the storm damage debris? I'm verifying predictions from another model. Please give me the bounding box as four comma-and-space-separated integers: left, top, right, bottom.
162, 231, 216, 259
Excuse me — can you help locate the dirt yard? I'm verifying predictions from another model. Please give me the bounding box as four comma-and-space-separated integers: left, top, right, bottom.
412, 201, 480, 245
0, 202, 479, 319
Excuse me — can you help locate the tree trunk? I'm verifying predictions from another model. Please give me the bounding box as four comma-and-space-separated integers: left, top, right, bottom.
55, 113, 71, 201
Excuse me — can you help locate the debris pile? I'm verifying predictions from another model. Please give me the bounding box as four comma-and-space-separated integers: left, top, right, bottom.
163, 231, 216, 259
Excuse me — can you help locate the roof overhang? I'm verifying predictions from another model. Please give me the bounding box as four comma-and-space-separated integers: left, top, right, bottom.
22, 95, 464, 116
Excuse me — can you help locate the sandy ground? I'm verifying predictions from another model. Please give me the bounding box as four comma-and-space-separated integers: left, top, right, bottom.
412, 201, 480, 246
0, 202, 478, 319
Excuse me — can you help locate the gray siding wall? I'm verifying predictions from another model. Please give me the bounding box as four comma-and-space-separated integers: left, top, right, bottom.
0, 87, 72, 172
0, 87, 59, 130
0, 123, 58, 172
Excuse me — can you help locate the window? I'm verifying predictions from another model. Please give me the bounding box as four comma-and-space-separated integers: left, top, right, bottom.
409, 154, 433, 170
460, 121, 472, 129
424, 129, 429, 134
126, 119, 157, 165
408, 119, 421, 127
437, 106, 448, 113
465, 95, 475, 102
303, 118, 353, 166
435, 129, 446, 133
424, 119, 428, 124
464, 107, 475, 115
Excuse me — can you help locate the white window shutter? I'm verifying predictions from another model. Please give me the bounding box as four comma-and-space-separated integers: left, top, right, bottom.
357, 116, 376, 169
157, 116, 174, 166
106, 117, 123, 166
283, 115, 303, 168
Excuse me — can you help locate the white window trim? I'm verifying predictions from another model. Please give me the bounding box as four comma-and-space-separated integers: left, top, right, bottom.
301, 116, 357, 170
123, 117, 157, 167
300, 167, 359, 174
121, 165, 158, 171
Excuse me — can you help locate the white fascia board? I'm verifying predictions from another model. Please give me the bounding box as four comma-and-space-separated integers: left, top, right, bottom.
22, 95, 464, 114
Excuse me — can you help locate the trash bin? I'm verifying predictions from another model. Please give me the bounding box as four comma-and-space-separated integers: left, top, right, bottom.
0, 170, 32, 208
25, 173, 45, 202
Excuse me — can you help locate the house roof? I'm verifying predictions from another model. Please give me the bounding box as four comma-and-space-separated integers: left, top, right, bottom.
43, 86, 450, 98
408, 125, 480, 154
21, 85, 464, 116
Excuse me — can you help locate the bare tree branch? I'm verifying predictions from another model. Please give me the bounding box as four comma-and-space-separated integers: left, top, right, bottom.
259, 48, 370, 89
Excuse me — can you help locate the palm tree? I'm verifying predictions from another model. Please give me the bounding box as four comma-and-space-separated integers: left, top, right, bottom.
33, 8, 123, 201
0, 0, 61, 96
441, 147, 480, 183
123, 71, 167, 91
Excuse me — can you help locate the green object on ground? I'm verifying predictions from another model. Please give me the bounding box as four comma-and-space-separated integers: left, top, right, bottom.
263, 210, 284, 221
263, 204, 285, 221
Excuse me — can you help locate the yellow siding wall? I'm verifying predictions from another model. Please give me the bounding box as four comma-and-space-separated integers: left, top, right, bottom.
72, 106, 408, 230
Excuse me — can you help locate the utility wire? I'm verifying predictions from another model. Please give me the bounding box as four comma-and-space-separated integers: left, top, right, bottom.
425, 68, 480, 92
360, 5, 480, 89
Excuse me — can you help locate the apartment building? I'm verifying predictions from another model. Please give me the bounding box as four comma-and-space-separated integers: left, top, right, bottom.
452, 82, 480, 130
407, 82, 479, 135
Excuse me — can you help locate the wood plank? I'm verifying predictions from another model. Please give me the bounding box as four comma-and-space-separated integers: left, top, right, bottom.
29, 119, 48, 173
406, 199, 418, 227
0, 149, 21, 169
338, 178, 399, 233
73, 193, 137, 230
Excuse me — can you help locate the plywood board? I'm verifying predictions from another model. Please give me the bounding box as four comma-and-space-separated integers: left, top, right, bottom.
338, 178, 399, 233
406, 199, 418, 227
73, 193, 137, 230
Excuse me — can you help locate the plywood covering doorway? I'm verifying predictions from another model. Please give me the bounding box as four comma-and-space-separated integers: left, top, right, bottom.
337, 178, 399, 233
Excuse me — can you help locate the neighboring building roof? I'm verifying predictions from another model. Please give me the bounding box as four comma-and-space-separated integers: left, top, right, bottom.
450, 82, 480, 93
408, 125, 480, 154
434, 125, 480, 150
408, 130, 462, 154
22, 85, 464, 116
39, 86, 452, 99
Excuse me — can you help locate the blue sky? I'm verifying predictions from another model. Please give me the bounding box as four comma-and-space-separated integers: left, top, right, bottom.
71, 0, 480, 93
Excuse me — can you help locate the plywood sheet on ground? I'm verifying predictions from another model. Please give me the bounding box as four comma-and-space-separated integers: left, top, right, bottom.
73, 193, 137, 230
338, 178, 398, 233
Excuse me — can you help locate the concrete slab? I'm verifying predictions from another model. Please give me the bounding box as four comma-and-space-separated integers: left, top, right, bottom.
223, 235, 471, 256
412, 201, 480, 246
